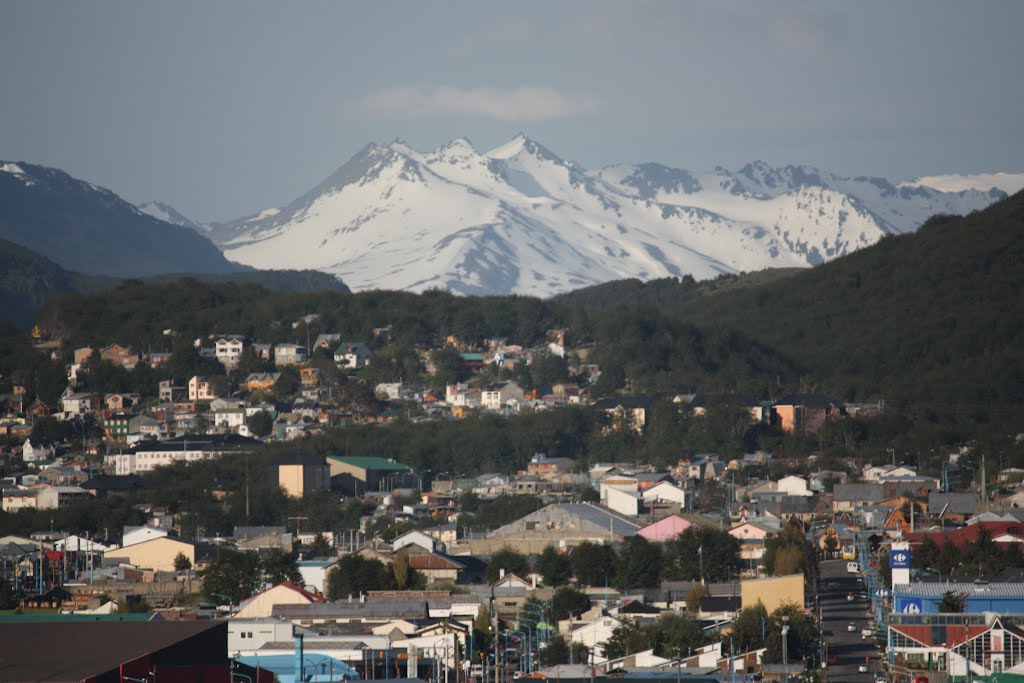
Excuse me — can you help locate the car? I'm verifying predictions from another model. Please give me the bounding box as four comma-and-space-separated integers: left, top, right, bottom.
862, 628, 875, 639
858, 665, 869, 673
847, 592, 855, 602
875, 677, 887, 683
848, 623, 858, 632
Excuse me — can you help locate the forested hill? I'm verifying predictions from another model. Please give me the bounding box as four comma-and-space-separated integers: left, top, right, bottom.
675, 190, 1024, 406
0, 237, 349, 330
550, 268, 802, 313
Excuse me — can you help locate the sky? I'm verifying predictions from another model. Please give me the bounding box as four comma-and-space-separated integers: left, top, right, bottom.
1, 1, 1022, 222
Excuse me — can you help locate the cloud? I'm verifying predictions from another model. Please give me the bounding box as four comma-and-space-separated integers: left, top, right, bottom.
356, 85, 600, 122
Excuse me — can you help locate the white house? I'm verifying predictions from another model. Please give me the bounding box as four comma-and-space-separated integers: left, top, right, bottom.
480, 381, 525, 410
213, 409, 247, 430
297, 558, 338, 594
22, 438, 55, 463
215, 336, 246, 368
393, 529, 437, 553
333, 342, 371, 369
602, 486, 641, 517
36, 485, 90, 510
188, 375, 216, 401
641, 481, 688, 507
274, 343, 307, 366
566, 615, 625, 664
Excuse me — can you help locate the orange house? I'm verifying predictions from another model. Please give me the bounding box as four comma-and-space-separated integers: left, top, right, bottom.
246, 372, 281, 393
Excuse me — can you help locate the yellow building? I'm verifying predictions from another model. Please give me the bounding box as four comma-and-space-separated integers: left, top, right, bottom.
740, 573, 805, 615
104, 536, 195, 572
277, 453, 330, 498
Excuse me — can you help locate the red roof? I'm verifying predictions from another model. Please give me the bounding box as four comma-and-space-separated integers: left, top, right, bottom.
892, 623, 991, 647
904, 522, 1024, 549
242, 580, 324, 605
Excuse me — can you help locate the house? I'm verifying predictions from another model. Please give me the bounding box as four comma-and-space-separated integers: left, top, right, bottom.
300, 367, 321, 387
188, 375, 217, 401
313, 333, 342, 351
403, 546, 465, 585
334, 342, 371, 369
246, 372, 281, 393
158, 379, 186, 403
297, 558, 338, 593
112, 434, 262, 475
122, 526, 169, 546
104, 392, 138, 412
771, 393, 844, 433
215, 335, 246, 368
213, 408, 247, 430
274, 343, 307, 366
234, 581, 324, 619
832, 483, 885, 513
1, 489, 38, 512
393, 529, 438, 553
99, 343, 141, 369
22, 437, 55, 462
36, 485, 90, 509
729, 521, 776, 566
641, 481, 688, 509
59, 387, 101, 415
595, 396, 652, 434
480, 381, 525, 410
527, 453, 576, 477
25, 398, 50, 418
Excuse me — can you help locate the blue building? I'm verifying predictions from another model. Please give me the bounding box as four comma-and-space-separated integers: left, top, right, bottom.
893, 582, 1024, 615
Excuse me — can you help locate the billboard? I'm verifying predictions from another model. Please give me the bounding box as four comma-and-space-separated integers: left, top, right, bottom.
890, 549, 911, 569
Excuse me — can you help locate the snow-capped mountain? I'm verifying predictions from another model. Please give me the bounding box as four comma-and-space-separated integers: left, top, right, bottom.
211, 136, 1010, 297
137, 200, 207, 233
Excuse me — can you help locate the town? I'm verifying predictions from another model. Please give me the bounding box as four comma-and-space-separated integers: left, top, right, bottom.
1, 319, 1022, 683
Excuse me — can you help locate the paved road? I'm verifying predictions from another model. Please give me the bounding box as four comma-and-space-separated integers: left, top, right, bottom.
819, 559, 880, 683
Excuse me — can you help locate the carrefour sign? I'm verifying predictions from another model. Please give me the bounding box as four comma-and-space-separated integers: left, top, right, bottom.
900, 599, 922, 614
890, 549, 911, 569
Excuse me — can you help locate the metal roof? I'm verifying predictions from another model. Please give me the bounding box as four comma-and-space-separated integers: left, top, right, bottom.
896, 582, 1024, 597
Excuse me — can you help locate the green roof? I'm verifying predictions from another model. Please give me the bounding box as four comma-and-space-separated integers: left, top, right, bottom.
327, 456, 411, 472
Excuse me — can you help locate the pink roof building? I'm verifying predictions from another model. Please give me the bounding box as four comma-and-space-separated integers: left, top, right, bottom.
637, 514, 693, 542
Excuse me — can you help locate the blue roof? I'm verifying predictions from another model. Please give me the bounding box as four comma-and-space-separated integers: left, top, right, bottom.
235, 654, 360, 682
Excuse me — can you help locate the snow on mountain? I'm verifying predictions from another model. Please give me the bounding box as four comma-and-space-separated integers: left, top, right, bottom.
899, 172, 1024, 196
212, 137, 1009, 297
137, 200, 207, 233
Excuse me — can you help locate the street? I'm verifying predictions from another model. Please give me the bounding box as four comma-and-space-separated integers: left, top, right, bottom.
819, 559, 881, 683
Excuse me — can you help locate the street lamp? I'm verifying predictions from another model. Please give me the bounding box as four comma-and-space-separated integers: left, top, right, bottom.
781, 616, 790, 683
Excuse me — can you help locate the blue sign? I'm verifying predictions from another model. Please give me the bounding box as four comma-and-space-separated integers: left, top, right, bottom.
901, 598, 923, 614
890, 549, 911, 569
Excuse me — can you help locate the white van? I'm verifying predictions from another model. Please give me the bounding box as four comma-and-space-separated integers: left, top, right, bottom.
847, 561, 860, 573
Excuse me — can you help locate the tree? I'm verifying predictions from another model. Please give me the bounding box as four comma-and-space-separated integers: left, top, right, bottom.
393, 549, 410, 589
571, 541, 616, 587
601, 619, 646, 660
539, 634, 588, 667
325, 554, 395, 599
663, 526, 741, 582
201, 550, 262, 604
685, 585, 705, 614
486, 547, 530, 583
731, 604, 769, 653
763, 523, 819, 585
762, 603, 817, 664
551, 586, 591, 621
939, 591, 966, 613
173, 552, 193, 572
247, 410, 274, 437
536, 546, 573, 587
261, 548, 302, 585
308, 532, 334, 558
614, 536, 663, 589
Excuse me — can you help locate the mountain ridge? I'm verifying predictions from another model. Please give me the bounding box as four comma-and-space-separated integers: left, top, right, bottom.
210, 137, 1012, 297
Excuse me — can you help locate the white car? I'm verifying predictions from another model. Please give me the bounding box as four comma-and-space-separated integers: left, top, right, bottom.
848, 623, 858, 632
858, 665, 869, 673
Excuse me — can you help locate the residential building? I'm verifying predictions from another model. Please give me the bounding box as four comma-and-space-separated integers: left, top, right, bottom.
36, 485, 90, 509
188, 375, 216, 401
333, 342, 371, 368
246, 372, 281, 393
274, 343, 307, 366
22, 437, 55, 462
215, 335, 246, 368
234, 581, 324, 619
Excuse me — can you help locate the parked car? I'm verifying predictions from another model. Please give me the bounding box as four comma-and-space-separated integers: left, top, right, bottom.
847, 592, 855, 602
848, 623, 858, 632
859, 665, 869, 673
862, 628, 875, 639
